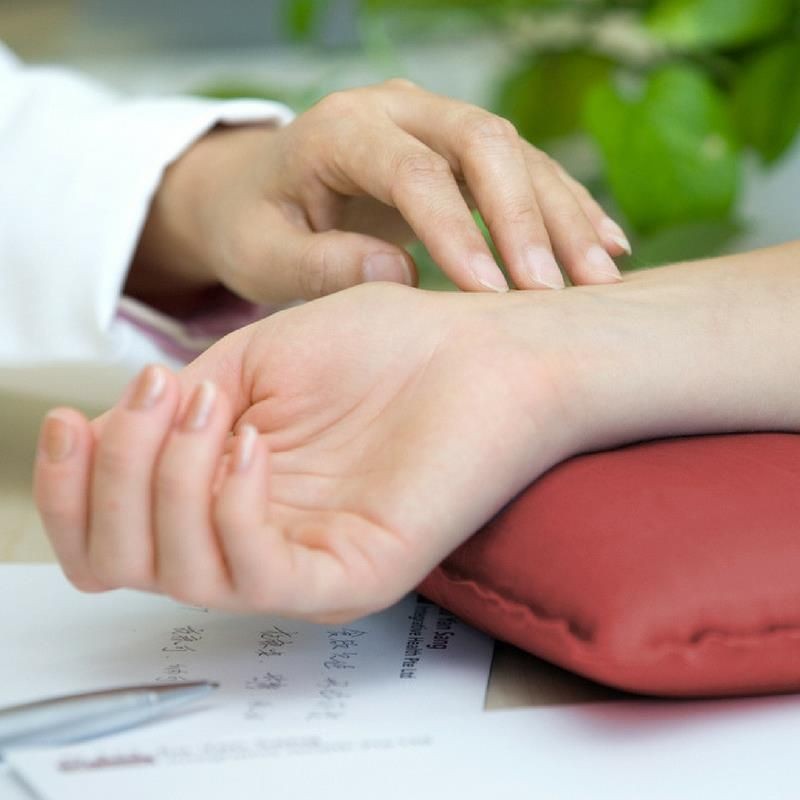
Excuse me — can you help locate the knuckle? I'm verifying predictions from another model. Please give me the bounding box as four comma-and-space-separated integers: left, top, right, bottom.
424, 205, 462, 235
502, 197, 538, 226
314, 89, 357, 118
549, 201, 590, 235
393, 150, 450, 186
527, 151, 550, 171
156, 463, 192, 506
94, 441, 134, 481
463, 112, 518, 148
529, 148, 558, 171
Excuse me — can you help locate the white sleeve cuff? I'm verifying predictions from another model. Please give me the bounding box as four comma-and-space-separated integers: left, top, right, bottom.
0, 57, 293, 404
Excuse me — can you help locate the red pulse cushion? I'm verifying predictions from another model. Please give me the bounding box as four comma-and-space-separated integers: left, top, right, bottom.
419, 433, 800, 697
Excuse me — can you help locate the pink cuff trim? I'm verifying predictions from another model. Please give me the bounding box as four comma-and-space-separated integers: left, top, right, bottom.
117, 292, 277, 363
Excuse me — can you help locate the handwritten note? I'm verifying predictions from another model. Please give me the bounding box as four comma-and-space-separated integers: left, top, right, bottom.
0, 566, 493, 739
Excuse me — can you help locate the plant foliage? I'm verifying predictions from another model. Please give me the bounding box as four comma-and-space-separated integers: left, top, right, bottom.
206, 0, 800, 272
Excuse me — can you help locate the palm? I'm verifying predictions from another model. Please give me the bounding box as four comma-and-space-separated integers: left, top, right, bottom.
180, 285, 559, 619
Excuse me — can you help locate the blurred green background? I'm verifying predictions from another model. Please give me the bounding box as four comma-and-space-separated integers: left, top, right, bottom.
4, 0, 799, 287
272, 0, 800, 284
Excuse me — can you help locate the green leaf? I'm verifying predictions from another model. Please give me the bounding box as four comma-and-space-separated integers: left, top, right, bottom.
733, 40, 800, 164
285, 0, 318, 40
494, 51, 614, 145
584, 65, 740, 232
647, 0, 794, 49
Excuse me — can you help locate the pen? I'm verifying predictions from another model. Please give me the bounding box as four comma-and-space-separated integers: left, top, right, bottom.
0, 681, 218, 754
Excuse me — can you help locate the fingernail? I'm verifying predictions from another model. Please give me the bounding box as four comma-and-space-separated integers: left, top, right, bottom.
586, 245, 622, 282
600, 218, 632, 256
232, 424, 258, 473
40, 412, 75, 463
469, 253, 508, 292
127, 365, 166, 411
182, 381, 216, 432
363, 253, 412, 285
524, 246, 564, 289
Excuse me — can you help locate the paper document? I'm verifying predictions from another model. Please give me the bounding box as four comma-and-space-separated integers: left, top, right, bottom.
0, 565, 492, 736
0, 767, 33, 800
10, 695, 800, 800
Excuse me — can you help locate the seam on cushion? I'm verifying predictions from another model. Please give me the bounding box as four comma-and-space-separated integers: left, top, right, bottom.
434, 565, 596, 643
677, 623, 800, 649
434, 565, 800, 666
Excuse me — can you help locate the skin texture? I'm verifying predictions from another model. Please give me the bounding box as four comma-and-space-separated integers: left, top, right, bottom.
127, 79, 628, 308
34, 242, 800, 622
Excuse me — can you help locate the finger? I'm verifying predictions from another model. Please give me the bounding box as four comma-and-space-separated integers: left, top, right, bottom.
214, 424, 303, 614
87, 365, 180, 590
34, 408, 106, 593
388, 100, 564, 290
379, 84, 622, 287
550, 158, 632, 258
319, 117, 508, 292
214, 428, 368, 619
524, 149, 623, 286
454, 120, 564, 291
154, 380, 235, 606
213, 424, 277, 608
250, 218, 419, 301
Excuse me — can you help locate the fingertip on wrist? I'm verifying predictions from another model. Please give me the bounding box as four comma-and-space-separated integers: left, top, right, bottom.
469, 253, 509, 293
600, 218, 633, 256
586, 245, 623, 283
523, 246, 564, 290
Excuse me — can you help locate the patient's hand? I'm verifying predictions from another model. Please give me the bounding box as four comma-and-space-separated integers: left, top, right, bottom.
34, 244, 800, 620
33, 284, 577, 621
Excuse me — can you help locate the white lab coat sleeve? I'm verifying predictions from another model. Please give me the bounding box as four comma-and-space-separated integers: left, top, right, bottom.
0, 43, 294, 408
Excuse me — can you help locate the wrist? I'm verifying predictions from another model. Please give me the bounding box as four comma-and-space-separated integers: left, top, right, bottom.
505, 244, 800, 460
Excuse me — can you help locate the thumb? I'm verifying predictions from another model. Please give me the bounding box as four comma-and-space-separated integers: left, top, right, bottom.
238, 221, 418, 302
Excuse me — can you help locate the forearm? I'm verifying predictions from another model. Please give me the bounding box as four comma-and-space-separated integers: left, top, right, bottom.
507, 241, 800, 456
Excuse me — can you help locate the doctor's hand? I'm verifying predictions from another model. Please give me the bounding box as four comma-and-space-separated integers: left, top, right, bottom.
130, 80, 630, 305
33, 283, 583, 622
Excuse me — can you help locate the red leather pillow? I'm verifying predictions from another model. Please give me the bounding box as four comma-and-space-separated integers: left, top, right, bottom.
419, 433, 800, 697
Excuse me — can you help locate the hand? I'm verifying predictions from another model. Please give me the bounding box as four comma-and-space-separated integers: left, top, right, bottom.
33, 284, 580, 622
34, 243, 800, 620
130, 80, 630, 305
